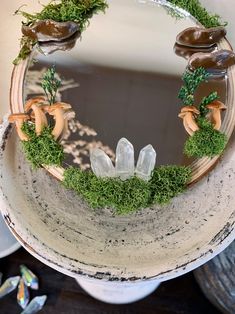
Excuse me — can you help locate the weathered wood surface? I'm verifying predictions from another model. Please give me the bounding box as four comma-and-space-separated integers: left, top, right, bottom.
194, 241, 235, 314
0, 248, 219, 314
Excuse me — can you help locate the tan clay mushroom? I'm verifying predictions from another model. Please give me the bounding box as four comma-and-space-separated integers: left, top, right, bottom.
206, 100, 227, 130
178, 106, 200, 136
44, 102, 72, 139
24, 97, 48, 135
8, 113, 30, 141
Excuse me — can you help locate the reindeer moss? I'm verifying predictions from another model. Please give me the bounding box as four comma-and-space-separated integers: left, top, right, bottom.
63, 165, 191, 214
168, 0, 225, 28
184, 119, 228, 158
16, 0, 108, 30
150, 165, 191, 205
21, 122, 64, 168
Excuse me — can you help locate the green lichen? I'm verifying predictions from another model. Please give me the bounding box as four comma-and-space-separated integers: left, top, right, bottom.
21, 122, 65, 168
13, 36, 36, 65
168, 0, 225, 28
63, 165, 191, 214
184, 119, 228, 158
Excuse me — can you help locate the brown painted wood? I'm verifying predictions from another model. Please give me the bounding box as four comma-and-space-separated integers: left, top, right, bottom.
0, 248, 219, 314
194, 241, 235, 314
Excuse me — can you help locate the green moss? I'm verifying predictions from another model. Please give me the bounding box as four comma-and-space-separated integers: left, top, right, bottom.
184, 120, 228, 158
63, 165, 191, 214
168, 0, 225, 28
17, 0, 108, 30
150, 166, 191, 205
21, 122, 65, 168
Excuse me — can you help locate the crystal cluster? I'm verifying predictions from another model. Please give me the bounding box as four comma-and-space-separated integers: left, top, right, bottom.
90, 138, 157, 181
0, 265, 46, 314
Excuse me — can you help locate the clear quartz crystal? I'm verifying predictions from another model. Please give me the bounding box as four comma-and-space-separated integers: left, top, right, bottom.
135, 144, 156, 181
115, 138, 135, 180
90, 149, 115, 178
21, 295, 47, 314
0, 276, 20, 298
20, 265, 39, 290
17, 278, 30, 309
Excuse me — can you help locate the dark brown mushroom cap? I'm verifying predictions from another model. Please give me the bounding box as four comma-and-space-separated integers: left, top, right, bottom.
176, 26, 226, 48
174, 42, 215, 60
22, 20, 80, 42
188, 50, 235, 71
8, 113, 30, 123
206, 100, 227, 110
38, 31, 81, 55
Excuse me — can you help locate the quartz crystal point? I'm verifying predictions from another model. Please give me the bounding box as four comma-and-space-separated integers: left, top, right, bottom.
20, 265, 39, 290
0, 276, 20, 298
115, 138, 135, 180
17, 278, 30, 309
21, 295, 47, 314
90, 148, 115, 178
135, 145, 156, 181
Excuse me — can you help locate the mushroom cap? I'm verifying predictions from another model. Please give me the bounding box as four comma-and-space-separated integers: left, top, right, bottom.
44, 102, 72, 114
8, 113, 30, 123
206, 100, 227, 110
24, 96, 46, 112
180, 106, 200, 114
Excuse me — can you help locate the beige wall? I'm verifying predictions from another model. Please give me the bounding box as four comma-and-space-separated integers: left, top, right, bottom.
0, 0, 234, 118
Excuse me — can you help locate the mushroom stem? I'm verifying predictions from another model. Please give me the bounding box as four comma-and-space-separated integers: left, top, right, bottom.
51, 108, 65, 140
32, 104, 46, 135
211, 109, 222, 130
15, 120, 29, 141
185, 113, 199, 135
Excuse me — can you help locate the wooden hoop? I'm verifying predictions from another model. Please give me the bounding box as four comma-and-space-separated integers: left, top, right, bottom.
10, 37, 235, 185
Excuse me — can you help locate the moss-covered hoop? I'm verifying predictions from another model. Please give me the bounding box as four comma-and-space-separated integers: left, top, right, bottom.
10, 0, 235, 201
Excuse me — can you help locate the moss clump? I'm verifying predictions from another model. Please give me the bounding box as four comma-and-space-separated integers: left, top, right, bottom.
184, 120, 228, 158
17, 0, 108, 30
150, 166, 191, 205
63, 165, 191, 214
168, 0, 225, 28
21, 122, 65, 168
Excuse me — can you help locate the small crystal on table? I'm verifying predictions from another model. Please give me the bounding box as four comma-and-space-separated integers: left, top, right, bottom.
115, 138, 135, 180
0, 276, 20, 298
135, 144, 156, 181
17, 278, 30, 309
20, 265, 39, 290
21, 295, 47, 314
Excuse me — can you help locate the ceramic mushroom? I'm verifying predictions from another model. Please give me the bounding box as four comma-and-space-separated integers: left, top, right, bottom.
178, 106, 200, 136
44, 102, 72, 140
206, 100, 227, 130
22, 20, 80, 42
24, 97, 48, 135
8, 113, 30, 141
176, 26, 226, 48
188, 50, 235, 72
